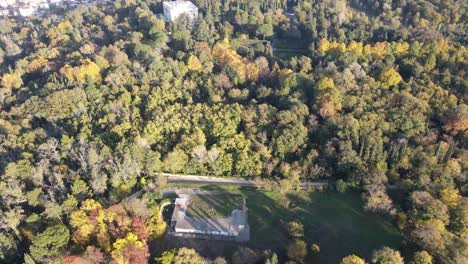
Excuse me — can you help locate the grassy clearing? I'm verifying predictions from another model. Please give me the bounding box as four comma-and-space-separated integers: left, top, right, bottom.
186, 194, 244, 219
240, 190, 406, 263
158, 185, 406, 263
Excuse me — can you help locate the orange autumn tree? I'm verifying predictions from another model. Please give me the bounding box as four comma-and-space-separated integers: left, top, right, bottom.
315, 77, 343, 118
27, 56, 48, 73
212, 39, 259, 84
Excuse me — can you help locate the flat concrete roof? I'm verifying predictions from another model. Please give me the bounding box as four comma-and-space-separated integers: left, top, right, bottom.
171, 195, 247, 236
163, 1, 197, 9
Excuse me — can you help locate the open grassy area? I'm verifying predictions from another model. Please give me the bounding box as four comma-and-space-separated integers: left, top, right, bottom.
240, 189, 407, 263
158, 186, 407, 263
186, 194, 244, 219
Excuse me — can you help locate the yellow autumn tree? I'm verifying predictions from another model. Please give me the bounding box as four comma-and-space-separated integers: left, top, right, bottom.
70, 210, 95, 243
1, 73, 23, 90
380, 68, 402, 88
370, 42, 388, 59
347, 41, 363, 56
112, 233, 143, 253
394, 42, 410, 55
341, 255, 365, 264
78, 59, 101, 83
329, 41, 346, 54
436, 38, 450, 54
187, 55, 202, 72
440, 187, 461, 208
60, 59, 101, 83
445, 159, 462, 175
57, 20, 72, 33
146, 208, 167, 239
245, 62, 259, 81
318, 38, 331, 53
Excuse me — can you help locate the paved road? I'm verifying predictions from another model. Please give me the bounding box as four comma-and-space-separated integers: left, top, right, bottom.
156, 173, 329, 190
122, 173, 329, 202
273, 48, 307, 52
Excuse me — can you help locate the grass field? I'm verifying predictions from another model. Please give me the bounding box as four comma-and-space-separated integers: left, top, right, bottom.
240, 189, 407, 263
186, 194, 244, 219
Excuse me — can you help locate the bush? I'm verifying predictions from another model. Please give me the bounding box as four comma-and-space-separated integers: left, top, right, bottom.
336, 179, 347, 193
287, 221, 304, 238
311, 244, 320, 254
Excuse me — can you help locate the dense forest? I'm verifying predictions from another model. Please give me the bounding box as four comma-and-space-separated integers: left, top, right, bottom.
0, 0, 466, 263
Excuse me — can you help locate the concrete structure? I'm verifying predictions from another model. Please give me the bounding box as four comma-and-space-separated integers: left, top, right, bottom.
170, 194, 249, 240
18, 6, 35, 16
163, 1, 198, 22
0, 0, 109, 17
0, 0, 16, 9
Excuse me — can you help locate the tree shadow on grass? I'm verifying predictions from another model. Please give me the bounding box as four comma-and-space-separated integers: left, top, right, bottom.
285, 191, 409, 263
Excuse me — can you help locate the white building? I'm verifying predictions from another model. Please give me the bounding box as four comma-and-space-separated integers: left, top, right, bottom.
163, 1, 198, 22
18, 6, 36, 16
49, 0, 65, 4
0, 0, 16, 9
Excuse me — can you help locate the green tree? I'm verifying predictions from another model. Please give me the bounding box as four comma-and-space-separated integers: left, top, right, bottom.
156, 249, 176, 264
195, 18, 210, 41
410, 251, 432, 264
0, 233, 17, 262
449, 198, 467, 238
163, 148, 189, 173
258, 23, 274, 39
29, 225, 70, 262
287, 239, 308, 262
173, 247, 203, 264
372, 247, 404, 264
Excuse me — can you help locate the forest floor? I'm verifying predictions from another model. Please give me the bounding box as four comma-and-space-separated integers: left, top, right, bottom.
152, 188, 408, 263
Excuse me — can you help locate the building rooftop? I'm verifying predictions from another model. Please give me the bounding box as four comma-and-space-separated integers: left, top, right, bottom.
163, 1, 197, 9
170, 194, 247, 236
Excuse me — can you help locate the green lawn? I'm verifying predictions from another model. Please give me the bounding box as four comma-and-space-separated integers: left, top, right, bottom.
186, 194, 244, 219
159, 185, 407, 263
240, 190, 406, 263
